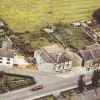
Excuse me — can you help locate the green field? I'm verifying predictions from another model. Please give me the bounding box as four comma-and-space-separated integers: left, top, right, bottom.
0, 0, 100, 32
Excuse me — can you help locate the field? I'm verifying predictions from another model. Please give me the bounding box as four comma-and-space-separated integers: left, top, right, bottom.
0, 0, 100, 32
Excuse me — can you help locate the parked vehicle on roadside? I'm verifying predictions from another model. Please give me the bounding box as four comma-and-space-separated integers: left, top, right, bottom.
30, 84, 43, 91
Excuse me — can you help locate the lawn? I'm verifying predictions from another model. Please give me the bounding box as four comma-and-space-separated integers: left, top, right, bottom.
0, 0, 100, 32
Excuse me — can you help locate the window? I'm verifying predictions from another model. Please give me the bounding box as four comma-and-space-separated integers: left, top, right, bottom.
7, 58, 10, 61
0, 61, 2, 63
0, 57, 2, 60
7, 62, 10, 64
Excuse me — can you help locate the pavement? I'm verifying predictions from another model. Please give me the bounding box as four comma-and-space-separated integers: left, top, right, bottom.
54, 86, 100, 100
0, 67, 96, 100
70, 88, 100, 100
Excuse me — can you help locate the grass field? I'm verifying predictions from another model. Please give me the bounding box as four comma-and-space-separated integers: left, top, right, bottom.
0, 0, 100, 32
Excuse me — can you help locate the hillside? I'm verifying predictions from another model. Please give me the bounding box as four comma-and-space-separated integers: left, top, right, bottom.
0, 0, 100, 32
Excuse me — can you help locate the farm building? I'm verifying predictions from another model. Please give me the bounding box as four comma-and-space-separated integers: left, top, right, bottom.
34, 44, 72, 72
78, 44, 100, 68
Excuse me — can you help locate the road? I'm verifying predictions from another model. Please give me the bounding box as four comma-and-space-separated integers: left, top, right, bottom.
0, 67, 94, 100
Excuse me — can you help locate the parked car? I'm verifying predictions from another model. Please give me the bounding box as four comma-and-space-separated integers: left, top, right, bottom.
30, 84, 43, 91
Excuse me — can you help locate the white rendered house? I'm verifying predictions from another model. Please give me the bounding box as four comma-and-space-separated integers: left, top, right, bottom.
34, 44, 72, 72
0, 48, 15, 67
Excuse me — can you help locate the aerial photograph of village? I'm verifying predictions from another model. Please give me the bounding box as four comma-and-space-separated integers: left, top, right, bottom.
0, 0, 100, 100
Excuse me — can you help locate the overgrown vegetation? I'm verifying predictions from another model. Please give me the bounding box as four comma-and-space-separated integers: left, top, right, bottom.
11, 30, 53, 49
0, 71, 36, 94
34, 95, 55, 100
51, 23, 94, 49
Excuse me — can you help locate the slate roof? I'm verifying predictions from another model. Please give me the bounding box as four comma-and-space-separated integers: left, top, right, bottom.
2, 39, 12, 49
38, 45, 69, 64
92, 48, 100, 58
40, 49, 55, 63
0, 48, 15, 58
79, 50, 92, 60
79, 45, 100, 61
57, 52, 70, 64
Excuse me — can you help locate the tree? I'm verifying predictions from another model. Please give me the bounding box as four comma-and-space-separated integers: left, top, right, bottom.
93, 8, 100, 24
91, 69, 100, 95
0, 71, 5, 80
93, 69, 100, 81
77, 75, 86, 95
0, 71, 7, 93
